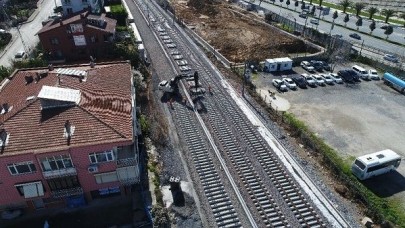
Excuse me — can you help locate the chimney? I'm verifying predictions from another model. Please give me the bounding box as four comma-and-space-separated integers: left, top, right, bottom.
90, 61, 95, 68
48, 64, 54, 71
80, 13, 85, 19
25, 75, 34, 85
64, 120, 72, 145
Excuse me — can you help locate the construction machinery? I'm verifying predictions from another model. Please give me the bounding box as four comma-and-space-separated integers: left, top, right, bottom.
158, 71, 205, 95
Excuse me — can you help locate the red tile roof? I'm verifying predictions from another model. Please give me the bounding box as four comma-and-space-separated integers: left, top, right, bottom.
0, 61, 133, 155
37, 11, 116, 35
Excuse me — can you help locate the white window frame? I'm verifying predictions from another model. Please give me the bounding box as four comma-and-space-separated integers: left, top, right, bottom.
89, 150, 115, 164
94, 171, 118, 184
15, 181, 44, 198
7, 161, 36, 175
40, 154, 74, 172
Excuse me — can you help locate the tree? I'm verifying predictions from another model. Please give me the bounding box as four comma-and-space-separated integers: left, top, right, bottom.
339, 0, 352, 14
53, 6, 63, 14
333, 10, 338, 20
384, 25, 394, 39
286, 0, 290, 8
369, 20, 376, 34
367, 7, 378, 20
319, 0, 324, 7
382, 9, 396, 23
0, 66, 11, 81
343, 13, 349, 26
309, 0, 313, 4
294, 1, 299, 11
354, 2, 366, 17
279, 0, 284, 5
310, 5, 316, 15
258, 0, 264, 7
355, 17, 362, 30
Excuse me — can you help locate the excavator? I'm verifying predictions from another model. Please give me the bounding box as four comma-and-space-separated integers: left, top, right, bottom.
158, 71, 205, 95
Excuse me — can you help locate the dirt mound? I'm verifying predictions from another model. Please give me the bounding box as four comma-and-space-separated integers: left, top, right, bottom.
173, 1, 306, 62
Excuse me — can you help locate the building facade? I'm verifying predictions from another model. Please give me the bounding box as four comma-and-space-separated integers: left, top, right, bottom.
61, 0, 105, 16
37, 11, 116, 62
0, 61, 139, 211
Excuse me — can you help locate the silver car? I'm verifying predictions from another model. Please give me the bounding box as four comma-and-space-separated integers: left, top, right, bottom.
320, 74, 334, 85
329, 73, 343, 84
313, 74, 325, 86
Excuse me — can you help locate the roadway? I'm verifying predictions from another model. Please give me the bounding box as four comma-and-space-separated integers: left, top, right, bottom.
0, 0, 56, 68
252, 0, 405, 58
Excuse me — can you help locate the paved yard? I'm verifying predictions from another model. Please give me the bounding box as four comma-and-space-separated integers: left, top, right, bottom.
253, 63, 405, 207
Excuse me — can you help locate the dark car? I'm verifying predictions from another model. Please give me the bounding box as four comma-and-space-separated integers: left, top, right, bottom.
349, 33, 361, 40
292, 76, 307, 89
346, 69, 361, 82
310, 60, 324, 72
338, 70, 354, 83
318, 61, 331, 71
380, 25, 388, 30
299, 13, 308, 19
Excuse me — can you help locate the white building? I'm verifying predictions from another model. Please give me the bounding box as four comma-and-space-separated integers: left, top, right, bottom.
61, 0, 104, 16
264, 57, 293, 72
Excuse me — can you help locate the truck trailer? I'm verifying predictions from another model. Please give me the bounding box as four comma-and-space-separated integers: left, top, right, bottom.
383, 72, 405, 94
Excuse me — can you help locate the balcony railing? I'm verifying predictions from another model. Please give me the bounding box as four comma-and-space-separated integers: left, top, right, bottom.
116, 157, 137, 167
42, 167, 77, 179
51, 187, 83, 198
119, 178, 139, 186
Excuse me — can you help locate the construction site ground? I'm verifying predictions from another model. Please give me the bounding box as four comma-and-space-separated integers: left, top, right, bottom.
172, 0, 309, 63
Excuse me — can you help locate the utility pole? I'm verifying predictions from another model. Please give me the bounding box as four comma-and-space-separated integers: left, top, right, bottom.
16, 24, 29, 55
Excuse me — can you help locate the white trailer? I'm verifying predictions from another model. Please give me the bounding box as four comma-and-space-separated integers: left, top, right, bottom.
264, 57, 293, 72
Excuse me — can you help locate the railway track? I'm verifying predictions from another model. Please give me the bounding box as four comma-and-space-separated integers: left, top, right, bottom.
132, 0, 350, 227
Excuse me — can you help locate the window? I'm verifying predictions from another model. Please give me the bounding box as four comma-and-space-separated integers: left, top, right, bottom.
47, 176, 80, 191
40, 154, 73, 171
67, 8, 73, 14
89, 150, 115, 164
15, 182, 44, 198
354, 159, 366, 170
95, 172, 118, 184
64, 0, 71, 4
8, 162, 36, 175
50, 37, 59, 45
82, 0, 87, 2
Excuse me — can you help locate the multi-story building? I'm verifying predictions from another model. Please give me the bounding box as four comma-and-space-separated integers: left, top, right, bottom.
0, 61, 139, 211
37, 11, 116, 63
61, 0, 104, 16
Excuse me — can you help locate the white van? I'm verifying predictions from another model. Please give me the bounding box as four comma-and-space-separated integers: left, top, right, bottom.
352, 65, 369, 80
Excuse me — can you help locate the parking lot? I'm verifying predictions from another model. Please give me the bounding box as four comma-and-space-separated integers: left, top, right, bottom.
253, 62, 405, 207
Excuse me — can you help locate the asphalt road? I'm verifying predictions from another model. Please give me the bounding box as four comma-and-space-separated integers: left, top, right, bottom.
0, 0, 55, 68
252, 0, 405, 57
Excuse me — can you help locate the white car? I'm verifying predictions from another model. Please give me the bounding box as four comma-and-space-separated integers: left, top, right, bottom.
282, 78, 297, 89
14, 50, 26, 61
161, 36, 171, 40
368, 69, 380, 80
329, 73, 343, 84
167, 43, 176, 48
272, 79, 287, 91
170, 50, 180, 55
301, 61, 315, 72
163, 39, 173, 44
312, 74, 325, 86
301, 73, 316, 86
320, 74, 334, 85
179, 66, 191, 72
158, 80, 169, 90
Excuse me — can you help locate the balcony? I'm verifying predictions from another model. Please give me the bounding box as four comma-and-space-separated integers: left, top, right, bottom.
116, 146, 137, 168
117, 166, 140, 186
42, 167, 77, 179
51, 187, 83, 198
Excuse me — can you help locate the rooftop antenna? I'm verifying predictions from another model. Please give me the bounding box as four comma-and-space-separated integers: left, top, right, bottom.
90, 56, 96, 68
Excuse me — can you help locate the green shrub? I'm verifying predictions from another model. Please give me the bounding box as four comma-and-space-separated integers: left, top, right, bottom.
109, 4, 128, 26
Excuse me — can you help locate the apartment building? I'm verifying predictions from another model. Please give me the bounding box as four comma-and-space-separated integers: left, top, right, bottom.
37, 11, 116, 63
0, 61, 139, 211
61, 0, 105, 16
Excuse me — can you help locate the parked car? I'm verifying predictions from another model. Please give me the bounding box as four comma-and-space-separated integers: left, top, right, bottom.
309, 60, 324, 72
299, 12, 308, 18
173, 55, 183, 60
383, 54, 399, 63
349, 33, 361, 40
329, 73, 343, 84
170, 50, 180, 55
338, 70, 354, 83
167, 43, 177, 48
313, 74, 326, 86
347, 69, 361, 82
301, 61, 315, 72
176, 60, 188, 66
310, 18, 319, 25
272, 79, 288, 91
368, 69, 380, 80
282, 78, 297, 90
14, 50, 26, 61
321, 74, 334, 85
331, 34, 343, 39
301, 73, 316, 86
292, 76, 307, 89
380, 24, 389, 30
318, 61, 331, 71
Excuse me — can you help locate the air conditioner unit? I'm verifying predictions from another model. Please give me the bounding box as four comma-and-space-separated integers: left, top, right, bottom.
88, 166, 98, 173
